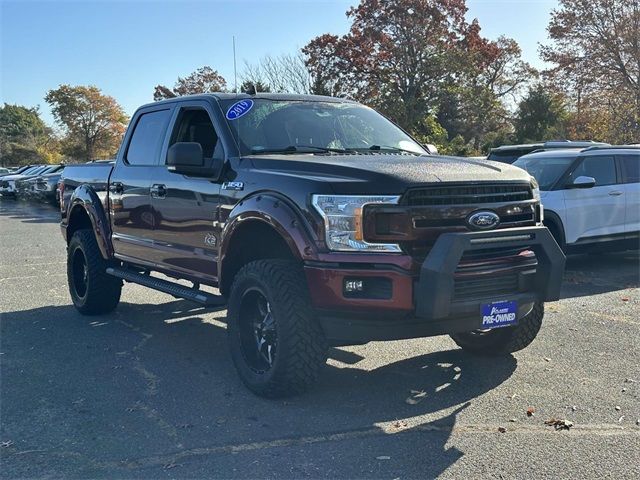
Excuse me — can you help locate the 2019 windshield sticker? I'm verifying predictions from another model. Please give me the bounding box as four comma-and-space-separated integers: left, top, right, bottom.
226, 100, 254, 120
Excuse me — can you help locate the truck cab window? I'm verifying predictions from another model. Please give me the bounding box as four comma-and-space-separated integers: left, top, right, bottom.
169, 109, 221, 160
126, 109, 172, 166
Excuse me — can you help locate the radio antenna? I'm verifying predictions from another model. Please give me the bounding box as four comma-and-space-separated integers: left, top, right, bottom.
233, 36, 238, 95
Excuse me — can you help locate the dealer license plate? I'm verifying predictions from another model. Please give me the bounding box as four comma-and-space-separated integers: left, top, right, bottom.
480, 300, 518, 329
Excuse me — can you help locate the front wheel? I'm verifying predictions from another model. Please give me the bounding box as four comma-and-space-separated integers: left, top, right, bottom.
450, 302, 544, 355
227, 259, 328, 398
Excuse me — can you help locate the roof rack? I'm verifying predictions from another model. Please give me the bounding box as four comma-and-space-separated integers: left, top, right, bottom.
581, 145, 640, 152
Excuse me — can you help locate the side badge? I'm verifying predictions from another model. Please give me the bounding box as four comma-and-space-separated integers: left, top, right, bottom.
222, 181, 244, 191
204, 233, 217, 247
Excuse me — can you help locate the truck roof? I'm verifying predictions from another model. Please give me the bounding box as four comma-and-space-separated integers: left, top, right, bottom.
141, 92, 357, 110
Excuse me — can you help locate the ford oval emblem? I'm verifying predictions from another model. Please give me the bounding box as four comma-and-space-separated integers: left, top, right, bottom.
467, 211, 500, 230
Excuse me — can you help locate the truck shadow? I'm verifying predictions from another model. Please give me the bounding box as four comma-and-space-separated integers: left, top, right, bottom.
0, 198, 60, 224
561, 250, 639, 299
0, 300, 517, 478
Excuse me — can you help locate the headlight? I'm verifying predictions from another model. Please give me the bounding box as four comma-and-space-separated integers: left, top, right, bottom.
530, 176, 544, 224
530, 176, 541, 202
312, 194, 402, 252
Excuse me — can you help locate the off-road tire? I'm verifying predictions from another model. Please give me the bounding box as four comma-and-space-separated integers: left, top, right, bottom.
450, 302, 544, 355
227, 259, 328, 398
67, 229, 122, 315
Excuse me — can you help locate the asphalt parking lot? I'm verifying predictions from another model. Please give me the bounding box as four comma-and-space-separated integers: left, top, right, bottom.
1, 200, 639, 479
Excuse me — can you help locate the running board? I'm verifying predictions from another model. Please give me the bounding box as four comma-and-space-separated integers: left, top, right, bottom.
106, 268, 226, 307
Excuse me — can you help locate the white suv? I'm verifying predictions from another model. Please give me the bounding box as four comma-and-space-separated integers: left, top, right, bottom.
514, 146, 639, 252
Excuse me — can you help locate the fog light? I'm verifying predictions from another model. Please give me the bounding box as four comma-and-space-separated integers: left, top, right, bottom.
344, 279, 364, 292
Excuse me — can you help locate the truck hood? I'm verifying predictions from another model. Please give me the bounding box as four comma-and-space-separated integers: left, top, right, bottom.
246, 153, 532, 194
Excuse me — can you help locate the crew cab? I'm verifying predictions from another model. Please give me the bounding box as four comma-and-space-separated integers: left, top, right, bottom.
515, 146, 640, 252
60, 93, 565, 397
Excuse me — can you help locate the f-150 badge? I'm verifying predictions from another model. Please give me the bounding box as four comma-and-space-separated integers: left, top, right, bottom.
222, 182, 244, 191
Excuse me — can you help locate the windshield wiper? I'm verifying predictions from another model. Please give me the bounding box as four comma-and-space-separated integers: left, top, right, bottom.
368, 144, 422, 155
250, 145, 355, 155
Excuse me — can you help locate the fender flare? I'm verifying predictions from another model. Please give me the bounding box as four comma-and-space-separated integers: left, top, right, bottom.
219, 193, 320, 279
542, 210, 566, 248
67, 185, 113, 259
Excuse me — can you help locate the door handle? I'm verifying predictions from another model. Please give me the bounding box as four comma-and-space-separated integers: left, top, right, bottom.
109, 182, 123, 194
608, 190, 623, 196
150, 184, 167, 199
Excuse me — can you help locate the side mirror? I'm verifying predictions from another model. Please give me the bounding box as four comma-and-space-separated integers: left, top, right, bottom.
167, 142, 220, 178
568, 175, 596, 189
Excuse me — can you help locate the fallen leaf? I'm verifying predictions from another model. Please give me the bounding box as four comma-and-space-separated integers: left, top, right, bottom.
526, 407, 536, 417
544, 418, 573, 431
618, 416, 624, 423
615, 406, 622, 411
498, 426, 507, 433
391, 420, 408, 430
543, 357, 551, 362
571, 406, 577, 412
621, 297, 629, 302
508, 418, 517, 423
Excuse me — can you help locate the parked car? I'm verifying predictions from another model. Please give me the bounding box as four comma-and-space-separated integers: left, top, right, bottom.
34, 168, 65, 205
488, 140, 608, 164
0, 164, 34, 178
15, 165, 64, 199
60, 93, 565, 397
0, 165, 51, 197
0, 167, 10, 174
514, 146, 640, 252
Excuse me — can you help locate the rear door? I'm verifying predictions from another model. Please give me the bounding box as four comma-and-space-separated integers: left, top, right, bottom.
109, 105, 173, 263
147, 100, 224, 283
618, 152, 640, 235
562, 155, 626, 244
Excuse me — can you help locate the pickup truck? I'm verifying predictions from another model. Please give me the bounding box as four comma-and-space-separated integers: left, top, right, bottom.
60, 93, 565, 397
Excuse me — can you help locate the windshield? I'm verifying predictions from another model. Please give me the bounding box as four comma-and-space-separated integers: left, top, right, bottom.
514, 155, 576, 190
220, 99, 426, 156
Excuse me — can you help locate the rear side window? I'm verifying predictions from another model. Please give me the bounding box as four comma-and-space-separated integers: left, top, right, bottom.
571, 156, 616, 186
126, 109, 172, 166
619, 154, 640, 183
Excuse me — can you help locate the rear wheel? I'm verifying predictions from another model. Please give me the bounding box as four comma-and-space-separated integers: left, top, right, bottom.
67, 229, 122, 315
450, 302, 544, 355
227, 259, 327, 398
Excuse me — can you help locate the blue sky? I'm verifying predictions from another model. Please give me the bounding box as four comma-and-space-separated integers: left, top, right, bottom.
1, 0, 558, 126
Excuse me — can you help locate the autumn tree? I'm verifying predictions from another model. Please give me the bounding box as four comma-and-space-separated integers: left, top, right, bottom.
303, 0, 535, 152
154, 66, 228, 100
541, 0, 640, 142
45, 85, 128, 162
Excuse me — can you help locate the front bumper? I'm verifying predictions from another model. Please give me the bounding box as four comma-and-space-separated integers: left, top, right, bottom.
305, 226, 565, 343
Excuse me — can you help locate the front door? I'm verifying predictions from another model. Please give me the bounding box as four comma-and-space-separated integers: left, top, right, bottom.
562, 155, 626, 244
148, 102, 223, 284
110, 106, 173, 263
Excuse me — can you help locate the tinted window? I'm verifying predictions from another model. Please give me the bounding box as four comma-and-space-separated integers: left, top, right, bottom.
619, 154, 640, 183
488, 149, 535, 164
126, 109, 172, 165
169, 109, 221, 159
571, 156, 616, 186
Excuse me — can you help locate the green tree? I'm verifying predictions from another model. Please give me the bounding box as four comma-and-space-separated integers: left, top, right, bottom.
45, 85, 128, 162
514, 85, 568, 142
0, 104, 59, 166
154, 66, 227, 100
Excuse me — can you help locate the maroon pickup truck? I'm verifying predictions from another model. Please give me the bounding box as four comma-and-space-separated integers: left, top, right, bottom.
60, 93, 565, 397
